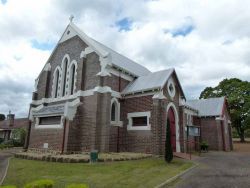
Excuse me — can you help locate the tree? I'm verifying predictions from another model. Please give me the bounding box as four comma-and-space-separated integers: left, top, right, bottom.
200, 78, 250, 142
12, 128, 27, 146
165, 118, 173, 163
0, 114, 5, 121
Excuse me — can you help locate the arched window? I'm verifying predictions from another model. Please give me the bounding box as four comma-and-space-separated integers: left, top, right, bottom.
69, 64, 76, 95
52, 67, 61, 98
111, 102, 117, 121
111, 98, 122, 126
62, 58, 68, 97
54, 70, 59, 98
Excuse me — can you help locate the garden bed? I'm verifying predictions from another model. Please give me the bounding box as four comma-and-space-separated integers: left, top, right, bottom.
14, 151, 152, 163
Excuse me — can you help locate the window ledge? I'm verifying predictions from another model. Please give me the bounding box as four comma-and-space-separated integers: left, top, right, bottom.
111, 121, 123, 127
127, 125, 151, 131
35, 124, 63, 129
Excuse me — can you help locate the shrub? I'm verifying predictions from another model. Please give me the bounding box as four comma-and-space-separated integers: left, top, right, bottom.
200, 141, 209, 151
0, 141, 14, 150
24, 179, 54, 188
0, 114, 5, 121
0, 186, 17, 188
0, 138, 4, 144
165, 118, 173, 163
11, 128, 27, 146
66, 184, 89, 188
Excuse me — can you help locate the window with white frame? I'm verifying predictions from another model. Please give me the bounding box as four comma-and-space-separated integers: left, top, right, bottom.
68, 61, 77, 95
61, 57, 68, 97
52, 67, 62, 98
35, 116, 63, 129
54, 69, 60, 98
111, 102, 117, 121
127, 111, 151, 130
110, 98, 122, 126
39, 116, 61, 125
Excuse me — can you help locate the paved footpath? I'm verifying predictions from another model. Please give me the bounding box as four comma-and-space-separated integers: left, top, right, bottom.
0, 152, 12, 184
0, 148, 22, 185
174, 151, 250, 188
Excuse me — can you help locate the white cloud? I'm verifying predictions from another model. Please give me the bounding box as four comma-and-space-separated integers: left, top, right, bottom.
1, 0, 250, 117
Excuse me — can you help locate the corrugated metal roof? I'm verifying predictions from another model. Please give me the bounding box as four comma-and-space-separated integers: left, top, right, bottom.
90, 39, 151, 76
33, 105, 65, 117
122, 69, 174, 94
186, 97, 225, 117
70, 23, 151, 77
0, 118, 29, 130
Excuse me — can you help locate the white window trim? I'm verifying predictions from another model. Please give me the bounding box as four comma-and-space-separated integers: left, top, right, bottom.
67, 60, 78, 96
60, 54, 70, 97
52, 66, 62, 98
34, 115, 64, 129
127, 111, 151, 131
110, 98, 123, 127
167, 78, 176, 98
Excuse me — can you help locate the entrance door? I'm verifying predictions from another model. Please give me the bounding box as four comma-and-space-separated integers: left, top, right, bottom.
168, 107, 176, 152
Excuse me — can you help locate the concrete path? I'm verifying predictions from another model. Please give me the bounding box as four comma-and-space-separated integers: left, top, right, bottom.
0, 152, 12, 185
0, 148, 22, 185
174, 151, 250, 188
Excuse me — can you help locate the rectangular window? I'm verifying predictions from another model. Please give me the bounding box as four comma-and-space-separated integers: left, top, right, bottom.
132, 116, 147, 126
127, 111, 151, 131
39, 116, 61, 125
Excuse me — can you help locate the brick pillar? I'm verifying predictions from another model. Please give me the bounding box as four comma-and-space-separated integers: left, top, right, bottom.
94, 92, 111, 152
152, 98, 163, 155
94, 74, 112, 152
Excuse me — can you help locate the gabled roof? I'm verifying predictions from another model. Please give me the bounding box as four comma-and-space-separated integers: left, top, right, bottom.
0, 118, 29, 130
186, 97, 225, 117
41, 22, 150, 78
88, 38, 151, 76
122, 68, 186, 99
122, 69, 173, 94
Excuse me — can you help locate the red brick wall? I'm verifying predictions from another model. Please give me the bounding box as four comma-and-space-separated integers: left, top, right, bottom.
119, 95, 153, 153
29, 126, 64, 152
35, 36, 102, 101
221, 107, 232, 151
200, 117, 223, 150
104, 74, 130, 92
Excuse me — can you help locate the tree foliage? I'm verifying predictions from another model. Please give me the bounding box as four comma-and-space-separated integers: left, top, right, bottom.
200, 78, 250, 142
12, 128, 27, 146
165, 119, 173, 163
0, 114, 5, 121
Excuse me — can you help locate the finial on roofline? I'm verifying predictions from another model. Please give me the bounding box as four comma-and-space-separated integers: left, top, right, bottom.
69, 15, 74, 23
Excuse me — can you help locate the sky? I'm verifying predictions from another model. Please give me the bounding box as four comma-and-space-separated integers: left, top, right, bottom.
1, 0, 250, 117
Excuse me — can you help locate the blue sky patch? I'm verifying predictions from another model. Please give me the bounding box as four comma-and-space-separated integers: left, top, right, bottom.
31, 40, 55, 51
222, 40, 233, 45
1, 0, 7, 4
115, 17, 133, 31
171, 24, 195, 37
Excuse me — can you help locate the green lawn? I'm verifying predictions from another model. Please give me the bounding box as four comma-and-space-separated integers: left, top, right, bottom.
3, 157, 193, 188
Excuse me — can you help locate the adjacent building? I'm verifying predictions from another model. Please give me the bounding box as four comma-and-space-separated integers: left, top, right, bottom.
0, 113, 29, 142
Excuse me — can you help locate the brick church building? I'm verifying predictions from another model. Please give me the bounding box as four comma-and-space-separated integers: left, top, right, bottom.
26, 20, 233, 154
